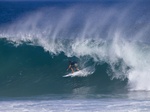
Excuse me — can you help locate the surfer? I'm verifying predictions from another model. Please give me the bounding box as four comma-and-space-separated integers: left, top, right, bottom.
67, 61, 79, 73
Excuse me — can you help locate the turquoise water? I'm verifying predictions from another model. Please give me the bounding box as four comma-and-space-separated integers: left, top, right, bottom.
0, 1, 150, 111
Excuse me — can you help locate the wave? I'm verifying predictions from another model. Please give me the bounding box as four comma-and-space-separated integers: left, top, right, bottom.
0, 1, 150, 96
0, 38, 128, 96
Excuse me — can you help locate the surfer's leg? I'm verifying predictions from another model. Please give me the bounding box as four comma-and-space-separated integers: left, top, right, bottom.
71, 67, 74, 73
76, 67, 79, 71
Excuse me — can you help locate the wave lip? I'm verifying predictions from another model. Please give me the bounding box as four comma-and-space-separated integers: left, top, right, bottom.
0, 1, 150, 96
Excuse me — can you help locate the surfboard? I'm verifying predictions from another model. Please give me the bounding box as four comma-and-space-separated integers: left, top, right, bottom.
63, 70, 83, 77
63, 67, 95, 78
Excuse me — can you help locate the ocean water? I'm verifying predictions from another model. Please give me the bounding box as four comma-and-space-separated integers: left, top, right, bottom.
0, 1, 150, 111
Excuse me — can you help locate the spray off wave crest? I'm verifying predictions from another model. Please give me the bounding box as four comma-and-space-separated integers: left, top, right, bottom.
0, 2, 150, 92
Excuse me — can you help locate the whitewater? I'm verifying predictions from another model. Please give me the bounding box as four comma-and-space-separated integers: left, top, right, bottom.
0, 1, 150, 111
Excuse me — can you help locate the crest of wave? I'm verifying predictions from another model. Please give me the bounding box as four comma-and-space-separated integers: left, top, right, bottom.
0, 2, 150, 91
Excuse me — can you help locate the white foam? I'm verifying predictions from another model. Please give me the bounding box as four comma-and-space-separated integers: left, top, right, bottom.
0, 98, 150, 112
0, 3, 150, 91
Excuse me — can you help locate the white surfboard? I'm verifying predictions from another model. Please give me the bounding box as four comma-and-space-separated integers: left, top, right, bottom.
63, 70, 83, 77
63, 67, 94, 77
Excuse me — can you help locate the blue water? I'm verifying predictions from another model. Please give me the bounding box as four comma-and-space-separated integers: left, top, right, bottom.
0, 1, 150, 111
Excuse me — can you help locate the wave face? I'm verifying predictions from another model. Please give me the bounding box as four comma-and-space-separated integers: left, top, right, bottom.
0, 1, 150, 96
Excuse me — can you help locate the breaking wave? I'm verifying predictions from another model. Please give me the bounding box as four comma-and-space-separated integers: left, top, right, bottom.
0, 1, 150, 96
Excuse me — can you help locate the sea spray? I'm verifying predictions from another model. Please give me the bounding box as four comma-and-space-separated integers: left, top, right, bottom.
0, 1, 150, 94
